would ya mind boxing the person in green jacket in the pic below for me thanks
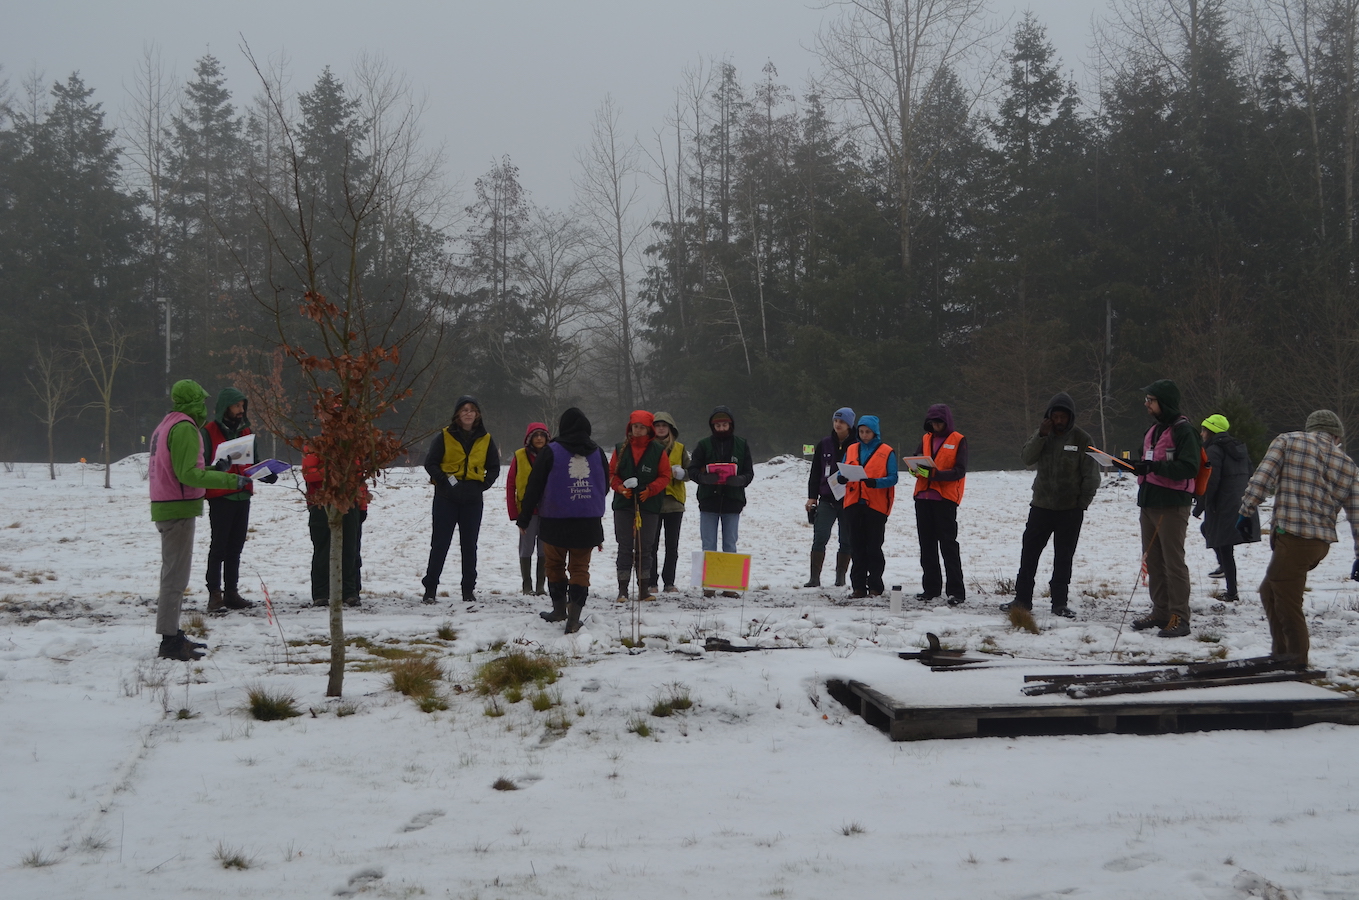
[1131,379,1202,638]
[148,380,249,660]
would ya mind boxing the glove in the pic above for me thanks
[1235,515,1254,541]
[862,477,877,489]
[235,475,251,490]
[1131,459,1153,477]
[623,477,639,489]
[835,474,848,485]
[261,473,279,484]
[213,457,233,471]
[1191,503,1203,519]
[618,488,633,499]
[1352,559,1359,582]
[672,467,687,482]
[908,467,928,479]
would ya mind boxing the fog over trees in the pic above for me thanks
[3,0,1356,467]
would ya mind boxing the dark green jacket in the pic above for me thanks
[1021,423,1100,510]
[1137,379,1201,509]
[612,439,666,513]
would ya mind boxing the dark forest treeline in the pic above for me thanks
[3,1,1358,471]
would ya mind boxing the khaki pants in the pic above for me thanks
[1259,532,1330,666]
[155,517,196,636]
[544,543,593,587]
[1140,506,1191,624]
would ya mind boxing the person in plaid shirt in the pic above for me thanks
[1238,409,1359,667]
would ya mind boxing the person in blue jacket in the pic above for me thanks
[836,415,899,598]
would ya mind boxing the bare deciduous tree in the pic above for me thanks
[120,43,176,316]
[75,313,134,490]
[25,343,82,480]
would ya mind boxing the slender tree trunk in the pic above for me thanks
[47,426,56,481]
[103,403,112,489]
[326,505,346,697]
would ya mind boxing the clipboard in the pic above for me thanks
[900,455,934,469]
[212,434,255,465]
[1087,446,1135,471]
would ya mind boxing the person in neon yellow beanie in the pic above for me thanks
[1192,414,1259,601]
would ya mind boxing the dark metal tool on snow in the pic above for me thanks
[898,632,992,667]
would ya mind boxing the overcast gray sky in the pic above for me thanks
[2,1,1100,211]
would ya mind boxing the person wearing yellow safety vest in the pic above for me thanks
[421,396,501,604]
[646,412,690,594]
[507,422,550,596]
[907,403,969,606]
[835,415,898,599]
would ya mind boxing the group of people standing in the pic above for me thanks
[146,379,1359,663]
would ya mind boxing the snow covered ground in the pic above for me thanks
[3,455,1359,899]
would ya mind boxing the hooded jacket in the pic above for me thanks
[516,407,608,548]
[686,406,756,513]
[149,380,242,522]
[1137,380,1201,509]
[844,415,898,514]
[203,386,256,502]
[507,421,549,519]
[1196,431,1260,548]
[912,403,967,502]
[424,395,501,503]
[1020,392,1100,511]
[652,411,690,513]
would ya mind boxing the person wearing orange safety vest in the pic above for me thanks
[907,403,968,606]
[507,422,549,596]
[835,415,898,599]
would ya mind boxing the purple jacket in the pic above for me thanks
[809,432,854,500]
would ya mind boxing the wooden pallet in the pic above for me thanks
[826,677,1359,742]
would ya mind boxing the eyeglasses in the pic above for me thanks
[1144,396,1157,404]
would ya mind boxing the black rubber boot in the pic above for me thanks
[834,553,851,587]
[804,551,825,588]
[564,584,587,634]
[534,558,547,596]
[540,581,568,622]
[520,558,534,594]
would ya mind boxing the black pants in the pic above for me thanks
[1014,506,1084,608]
[847,503,888,593]
[1214,545,1238,597]
[309,506,366,601]
[423,494,483,595]
[206,498,250,591]
[916,498,964,599]
[647,511,684,588]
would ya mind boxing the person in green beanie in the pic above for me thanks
[148,380,250,660]
[1130,380,1201,638]
[1192,414,1259,602]
[1238,409,1359,667]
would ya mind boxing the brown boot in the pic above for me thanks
[224,589,254,610]
[207,590,225,613]
[520,558,534,594]
[534,557,547,596]
[804,551,825,588]
[834,553,851,587]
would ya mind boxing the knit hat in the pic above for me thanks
[1201,414,1230,434]
[832,407,855,428]
[1305,409,1344,439]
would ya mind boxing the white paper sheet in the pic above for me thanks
[212,435,255,465]
[828,477,846,501]
[837,462,865,482]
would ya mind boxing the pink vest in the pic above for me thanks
[149,412,207,502]
[1138,416,1195,493]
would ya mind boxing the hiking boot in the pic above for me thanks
[720,590,740,599]
[702,589,716,598]
[1051,605,1076,619]
[178,630,208,650]
[1221,593,1238,603]
[207,590,225,613]
[158,633,204,661]
[520,558,534,594]
[663,585,679,594]
[312,597,329,608]
[915,592,940,604]
[834,553,851,587]
[804,550,825,588]
[946,595,966,607]
[1157,615,1189,638]
[999,601,1033,613]
[421,595,437,605]
[462,590,476,603]
[224,589,254,610]
[343,596,361,608]
[1131,612,1168,631]
[540,582,568,622]
[850,588,869,599]
[1207,567,1225,579]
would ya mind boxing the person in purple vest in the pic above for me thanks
[515,408,609,634]
[148,380,250,660]
[1130,379,1202,638]
[805,406,856,588]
